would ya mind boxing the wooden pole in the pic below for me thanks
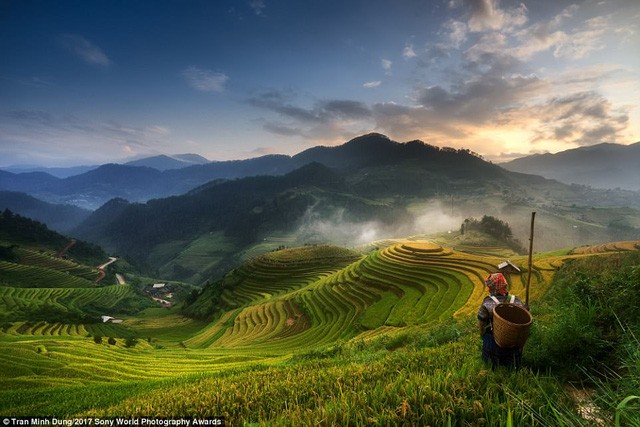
[525,211,536,307]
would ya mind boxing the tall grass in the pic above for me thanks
[524,251,640,425]
[83,334,572,425]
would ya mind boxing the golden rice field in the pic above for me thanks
[1,238,639,421]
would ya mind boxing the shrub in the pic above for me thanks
[125,337,139,348]
[108,337,116,345]
[93,335,103,344]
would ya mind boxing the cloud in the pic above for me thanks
[414,53,545,124]
[59,34,111,67]
[249,146,279,156]
[381,59,392,73]
[322,100,372,119]
[528,91,629,146]
[249,90,375,143]
[262,122,305,137]
[466,0,528,33]
[249,91,371,124]
[0,110,173,166]
[363,80,382,88]
[249,0,266,16]
[508,6,616,61]
[371,102,470,141]
[240,1,635,158]
[182,66,229,92]
[441,20,468,48]
[553,16,609,60]
[403,44,417,59]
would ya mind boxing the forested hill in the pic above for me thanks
[70,133,640,278]
[72,163,406,262]
[0,209,107,266]
[0,191,90,233]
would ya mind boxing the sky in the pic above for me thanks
[1,0,639,167]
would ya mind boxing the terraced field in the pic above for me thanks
[0,321,134,338]
[0,339,283,390]
[0,284,148,322]
[570,240,640,254]
[184,241,549,352]
[187,239,640,353]
[2,238,640,419]
[0,261,96,288]
[0,243,148,330]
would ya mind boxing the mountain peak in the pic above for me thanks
[124,154,209,171]
[344,133,392,145]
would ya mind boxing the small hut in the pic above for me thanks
[498,260,521,274]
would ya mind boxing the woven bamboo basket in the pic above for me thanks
[493,303,532,348]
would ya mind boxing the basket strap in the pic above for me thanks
[490,296,500,304]
[510,295,515,303]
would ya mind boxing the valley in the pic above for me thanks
[1,212,639,423]
[1,135,640,424]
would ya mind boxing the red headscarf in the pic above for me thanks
[485,273,508,296]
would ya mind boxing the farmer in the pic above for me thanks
[478,273,527,369]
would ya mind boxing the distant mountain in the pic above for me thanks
[3,134,640,212]
[124,153,209,170]
[70,134,640,281]
[502,142,640,191]
[0,165,98,178]
[70,141,530,277]
[0,156,295,209]
[0,170,60,192]
[0,191,91,232]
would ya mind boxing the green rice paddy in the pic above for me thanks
[1,238,639,424]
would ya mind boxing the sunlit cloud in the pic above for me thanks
[466,0,528,33]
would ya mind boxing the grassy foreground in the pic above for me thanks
[0,322,571,426]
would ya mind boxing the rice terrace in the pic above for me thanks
[1,218,639,425]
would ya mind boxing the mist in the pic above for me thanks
[294,200,464,248]
[288,196,637,254]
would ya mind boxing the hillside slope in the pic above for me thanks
[2,238,639,423]
[0,191,90,232]
[181,239,640,352]
[503,141,640,190]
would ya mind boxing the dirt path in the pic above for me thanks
[95,257,118,284]
[56,239,76,258]
[566,386,608,426]
[115,273,126,285]
[152,296,173,307]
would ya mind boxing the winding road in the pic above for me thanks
[95,257,117,284]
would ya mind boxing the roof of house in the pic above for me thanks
[498,260,521,272]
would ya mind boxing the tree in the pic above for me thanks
[124,337,138,348]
